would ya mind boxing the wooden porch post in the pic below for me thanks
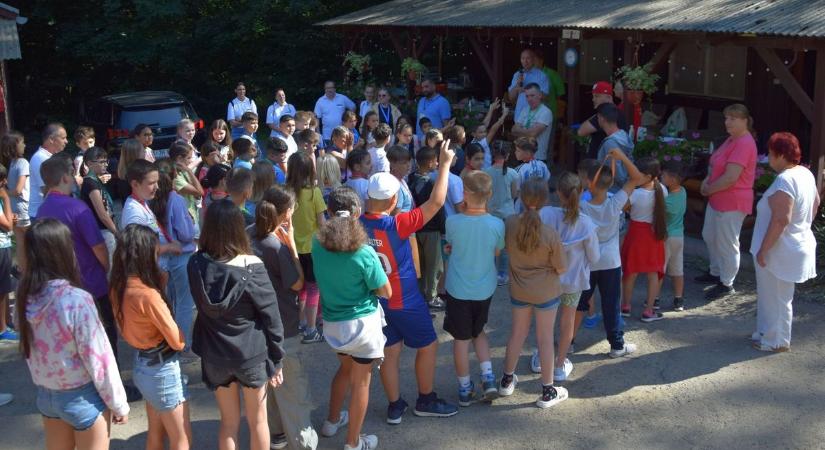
[492,36,504,100]
[564,40,580,168]
[811,47,825,190]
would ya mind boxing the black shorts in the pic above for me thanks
[298,253,316,283]
[201,359,275,391]
[442,292,491,340]
[0,247,14,295]
[337,352,377,365]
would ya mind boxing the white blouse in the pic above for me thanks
[539,207,601,294]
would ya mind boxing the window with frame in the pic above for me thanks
[578,39,614,86]
[669,44,747,100]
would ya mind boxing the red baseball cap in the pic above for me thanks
[590,81,613,96]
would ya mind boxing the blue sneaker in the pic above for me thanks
[413,393,458,418]
[458,382,477,407]
[386,398,408,425]
[481,374,498,401]
[583,313,602,329]
[0,328,19,341]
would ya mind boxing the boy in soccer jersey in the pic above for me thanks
[360,139,459,425]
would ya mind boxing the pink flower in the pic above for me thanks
[673,155,682,161]
[691,132,701,139]
[664,155,672,161]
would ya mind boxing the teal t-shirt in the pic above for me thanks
[311,238,387,322]
[665,187,687,237]
[445,213,505,300]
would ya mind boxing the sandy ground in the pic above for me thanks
[1,237,823,450]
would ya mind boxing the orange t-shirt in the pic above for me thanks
[111,277,185,351]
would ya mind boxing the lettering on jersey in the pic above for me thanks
[368,238,383,248]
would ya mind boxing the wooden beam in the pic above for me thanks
[414,33,434,60]
[648,41,677,74]
[389,32,409,59]
[467,35,495,83]
[811,47,825,191]
[492,36,504,100]
[754,47,814,122]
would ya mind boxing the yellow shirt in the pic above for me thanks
[293,187,326,254]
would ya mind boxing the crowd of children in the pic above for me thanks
[0,91,695,450]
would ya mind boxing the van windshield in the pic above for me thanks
[118,105,186,130]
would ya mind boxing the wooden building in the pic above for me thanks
[320,0,825,189]
[0,2,24,133]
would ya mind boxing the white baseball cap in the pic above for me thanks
[367,172,400,200]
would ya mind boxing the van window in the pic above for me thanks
[117,105,186,130]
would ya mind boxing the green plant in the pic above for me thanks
[401,57,426,77]
[343,52,371,80]
[753,154,777,193]
[569,128,591,151]
[632,136,708,162]
[615,63,660,96]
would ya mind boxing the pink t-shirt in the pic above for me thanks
[708,133,757,214]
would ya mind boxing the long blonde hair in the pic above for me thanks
[515,178,548,253]
[117,138,146,179]
[556,172,582,225]
[317,154,342,188]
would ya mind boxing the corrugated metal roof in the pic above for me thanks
[319,0,825,38]
[0,19,20,60]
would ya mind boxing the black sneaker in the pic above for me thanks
[413,392,458,418]
[653,298,661,310]
[428,297,445,311]
[386,398,409,425]
[673,297,685,311]
[694,271,721,284]
[705,283,735,301]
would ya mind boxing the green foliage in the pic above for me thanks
[632,136,708,162]
[400,57,426,76]
[615,63,660,96]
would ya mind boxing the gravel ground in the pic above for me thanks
[1,237,823,449]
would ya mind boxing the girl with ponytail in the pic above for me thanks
[621,155,668,323]
[498,178,569,409]
[484,143,519,284]
[538,172,600,383]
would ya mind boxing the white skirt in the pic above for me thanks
[323,306,387,360]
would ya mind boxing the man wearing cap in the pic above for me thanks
[511,83,553,162]
[508,49,550,121]
[578,81,629,160]
[360,140,460,424]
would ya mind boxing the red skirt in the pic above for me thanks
[621,220,665,279]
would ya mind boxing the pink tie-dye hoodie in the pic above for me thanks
[25,279,129,418]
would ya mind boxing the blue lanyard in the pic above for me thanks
[379,105,392,123]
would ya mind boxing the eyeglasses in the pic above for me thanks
[90,159,108,164]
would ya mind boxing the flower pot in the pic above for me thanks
[626,90,644,105]
[407,70,417,81]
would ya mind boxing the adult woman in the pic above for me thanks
[131,123,156,161]
[267,89,297,138]
[369,88,402,131]
[359,84,376,120]
[750,132,819,352]
[699,104,757,300]
[188,199,284,450]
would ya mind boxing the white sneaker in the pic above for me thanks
[553,358,573,382]
[608,343,637,358]
[530,349,541,374]
[498,374,518,397]
[536,385,568,409]
[0,392,12,407]
[344,434,378,450]
[321,410,349,437]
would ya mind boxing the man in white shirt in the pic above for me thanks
[266,88,296,137]
[29,123,68,218]
[313,81,356,143]
[508,49,550,121]
[511,83,553,162]
[227,82,257,140]
[273,114,298,161]
[359,85,376,119]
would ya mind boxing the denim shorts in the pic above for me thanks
[36,382,106,431]
[133,352,188,412]
[510,297,561,310]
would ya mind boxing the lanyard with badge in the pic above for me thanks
[130,193,173,243]
[524,108,539,128]
[379,104,392,124]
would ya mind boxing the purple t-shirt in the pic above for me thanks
[37,192,108,298]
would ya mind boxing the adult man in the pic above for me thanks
[370,88,403,131]
[313,81,355,143]
[578,81,628,159]
[273,114,298,161]
[227,82,258,140]
[416,79,452,137]
[511,84,553,162]
[508,49,550,121]
[29,122,67,219]
[596,103,634,190]
[266,88,296,137]
[359,84,376,119]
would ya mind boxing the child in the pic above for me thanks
[514,136,550,184]
[342,110,361,147]
[294,111,313,132]
[360,140,459,424]
[472,99,508,169]
[484,143,519,285]
[326,126,354,174]
[207,119,233,163]
[444,125,467,175]
[132,123,156,162]
[0,166,16,340]
[176,119,197,146]
[152,159,197,353]
[121,159,183,260]
[388,145,420,277]
[225,167,255,226]
[361,111,379,148]
[169,142,204,232]
[621,156,668,322]
[265,138,289,184]
[247,160,276,217]
[286,151,327,343]
[661,160,687,311]
[249,186,319,449]
[345,149,371,206]
[200,163,231,225]
[408,146,446,311]
[0,131,30,271]
[418,117,433,138]
[423,128,442,150]
[196,141,222,182]
[73,126,95,181]
[17,219,129,444]
[317,154,342,205]
[80,147,117,268]
[368,123,392,175]
[313,186,390,450]
[538,172,600,381]
[443,170,504,405]
[577,158,600,203]
[498,178,568,408]
[576,150,643,357]
[231,137,256,170]
[459,142,486,178]
[239,111,261,159]
[110,224,191,449]
[394,123,419,162]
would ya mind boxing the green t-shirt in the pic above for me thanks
[665,187,687,237]
[174,171,198,223]
[311,238,387,322]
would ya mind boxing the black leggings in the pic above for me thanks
[95,294,119,360]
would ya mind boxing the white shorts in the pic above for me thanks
[664,236,684,277]
[323,306,387,360]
